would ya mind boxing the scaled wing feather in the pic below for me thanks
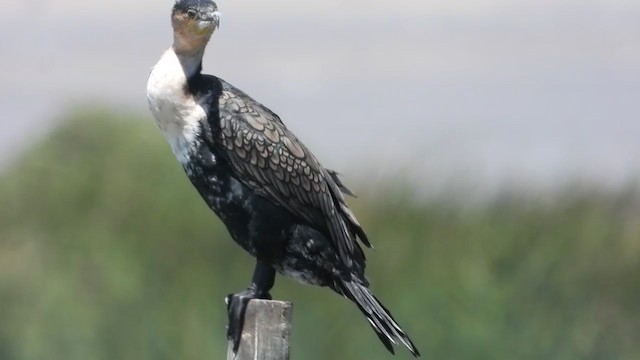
[212,81,369,267]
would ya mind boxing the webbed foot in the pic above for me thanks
[226,285,272,354]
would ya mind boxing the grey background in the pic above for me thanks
[1,0,638,193]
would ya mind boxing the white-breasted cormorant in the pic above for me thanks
[146,0,419,356]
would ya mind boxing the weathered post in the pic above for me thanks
[226,300,293,360]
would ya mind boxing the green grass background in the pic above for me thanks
[1,109,639,359]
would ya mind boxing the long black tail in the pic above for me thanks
[336,280,420,357]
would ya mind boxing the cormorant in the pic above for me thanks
[146,0,419,356]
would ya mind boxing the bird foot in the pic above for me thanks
[226,285,272,353]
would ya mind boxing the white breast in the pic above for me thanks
[146,49,206,164]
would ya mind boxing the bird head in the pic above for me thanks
[171,0,221,53]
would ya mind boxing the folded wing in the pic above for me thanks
[211,81,370,269]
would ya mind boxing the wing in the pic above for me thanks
[212,81,369,268]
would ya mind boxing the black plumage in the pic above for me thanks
[186,76,418,356]
[147,0,419,356]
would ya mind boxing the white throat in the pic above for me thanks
[146,48,208,164]
[173,45,206,78]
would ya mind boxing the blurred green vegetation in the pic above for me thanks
[1,109,639,360]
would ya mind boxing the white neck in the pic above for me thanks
[172,45,205,79]
[146,46,209,164]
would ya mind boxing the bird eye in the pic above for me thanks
[186,9,197,19]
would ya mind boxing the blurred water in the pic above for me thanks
[0,0,638,191]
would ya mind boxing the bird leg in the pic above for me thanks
[226,259,275,354]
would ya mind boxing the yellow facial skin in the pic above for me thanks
[189,18,215,36]
[172,13,217,54]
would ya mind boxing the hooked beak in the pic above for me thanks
[194,10,220,33]
[205,10,221,29]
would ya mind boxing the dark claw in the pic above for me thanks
[226,286,272,354]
